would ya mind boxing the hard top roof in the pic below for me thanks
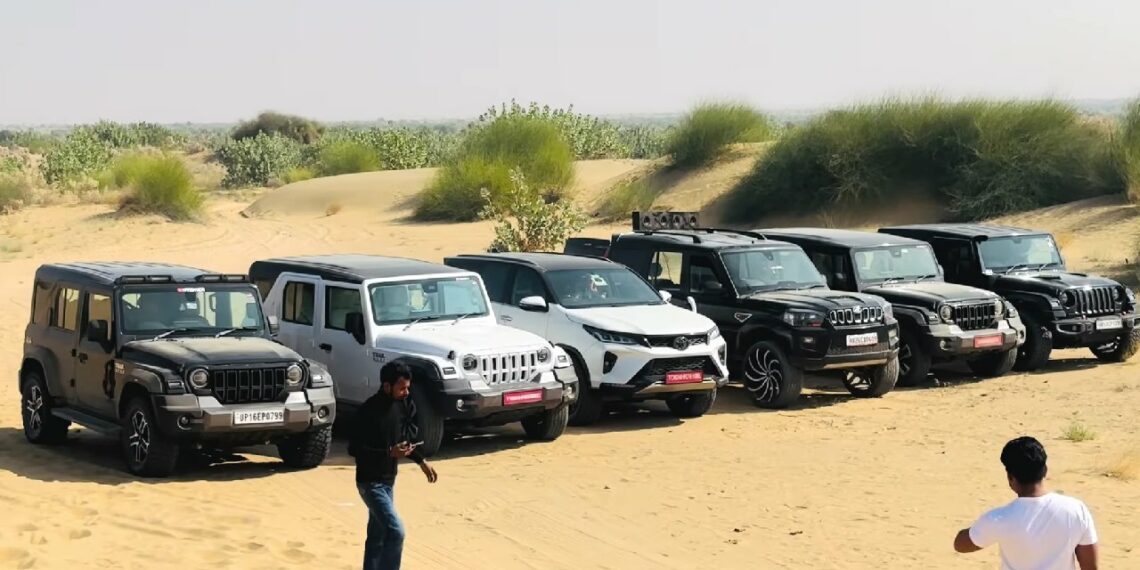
[249,254,464,284]
[879,223,1047,240]
[450,252,619,271]
[759,227,925,248]
[612,229,797,251]
[36,261,220,287]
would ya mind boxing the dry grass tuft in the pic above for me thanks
[1061,421,1097,442]
[1101,446,1140,481]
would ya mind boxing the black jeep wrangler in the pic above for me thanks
[760,228,1027,386]
[879,224,1140,370]
[565,212,900,409]
[19,262,336,477]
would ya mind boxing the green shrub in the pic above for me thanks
[1120,98,1140,199]
[316,140,380,175]
[477,101,628,159]
[118,155,203,220]
[0,175,33,213]
[96,153,151,190]
[215,133,303,188]
[480,169,588,252]
[596,177,660,221]
[282,166,315,184]
[1,155,26,176]
[232,112,324,144]
[618,125,671,159]
[724,97,1126,223]
[666,102,774,168]
[40,130,114,185]
[0,130,59,154]
[416,115,575,221]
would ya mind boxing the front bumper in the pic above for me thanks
[151,387,336,440]
[431,370,577,426]
[795,322,900,371]
[924,321,1022,358]
[598,375,721,401]
[1050,313,1138,347]
[588,336,731,388]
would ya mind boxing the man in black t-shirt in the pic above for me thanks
[349,361,439,570]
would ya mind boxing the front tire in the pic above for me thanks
[21,371,70,444]
[277,425,333,468]
[842,357,899,398]
[522,404,569,441]
[968,347,1018,377]
[1090,328,1140,363]
[742,340,802,409]
[896,328,931,387]
[568,356,605,426]
[1013,312,1052,371]
[121,398,180,478]
[666,389,716,417]
[409,386,445,457]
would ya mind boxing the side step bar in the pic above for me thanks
[51,409,121,435]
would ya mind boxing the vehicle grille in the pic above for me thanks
[828,341,890,356]
[828,306,883,326]
[478,351,541,385]
[951,302,998,331]
[210,367,288,405]
[634,356,717,383]
[645,334,708,349]
[1070,287,1119,316]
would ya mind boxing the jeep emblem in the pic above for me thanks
[672,336,691,350]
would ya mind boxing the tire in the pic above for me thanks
[842,356,899,398]
[20,371,70,444]
[521,404,569,441]
[567,356,604,426]
[277,425,333,468]
[665,389,717,417]
[121,397,180,478]
[896,327,932,387]
[1090,328,1140,363]
[968,347,1018,377]
[409,386,445,458]
[1013,312,1052,372]
[741,340,803,409]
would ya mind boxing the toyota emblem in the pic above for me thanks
[672,336,691,350]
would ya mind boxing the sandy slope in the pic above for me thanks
[0,195,1139,569]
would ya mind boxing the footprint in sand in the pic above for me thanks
[68,529,91,540]
[16,524,37,533]
[244,542,265,552]
[0,547,30,563]
[281,548,315,564]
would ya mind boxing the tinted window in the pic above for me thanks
[283,281,315,325]
[546,267,664,308]
[325,287,362,331]
[852,245,940,282]
[32,280,52,325]
[688,255,727,295]
[510,268,547,304]
[722,248,826,293]
[119,287,263,333]
[86,292,113,326]
[649,251,682,291]
[469,263,513,304]
[977,235,1063,272]
[52,287,80,331]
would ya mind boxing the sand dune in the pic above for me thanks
[0,192,1139,569]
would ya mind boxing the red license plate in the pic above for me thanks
[973,334,1004,348]
[503,389,544,406]
[665,371,704,385]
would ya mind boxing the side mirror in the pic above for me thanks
[86,320,110,344]
[686,296,698,312]
[267,315,280,336]
[659,290,672,302]
[519,296,548,312]
[345,311,367,345]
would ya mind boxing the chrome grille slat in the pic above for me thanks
[477,350,539,385]
[828,306,883,327]
[1073,286,1116,316]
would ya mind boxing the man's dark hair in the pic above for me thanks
[380,361,413,386]
[1001,436,1048,485]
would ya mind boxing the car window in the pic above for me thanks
[510,268,547,304]
[325,286,362,331]
[32,280,52,325]
[119,288,263,332]
[471,262,513,304]
[52,287,80,331]
[687,254,727,295]
[808,251,850,289]
[649,251,682,291]
[283,281,315,325]
[546,267,664,308]
[86,292,113,325]
[369,276,488,325]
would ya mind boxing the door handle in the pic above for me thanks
[319,343,332,352]
[501,316,513,322]
[77,353,88,363]
[71,349,77,357]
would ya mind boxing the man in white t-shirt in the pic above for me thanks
[954,436,1098,570]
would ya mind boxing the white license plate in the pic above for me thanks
[846,332,879,347]
[234,409,284,425]
[1096,317,1123,331]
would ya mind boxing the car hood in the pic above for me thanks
[377,322,548,357]
[565,303,715,335]
[122,336,300,370]
[992,270,1122,294]
[865,281,996,309]
[742,289,884,311]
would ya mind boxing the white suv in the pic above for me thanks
[249,255,578,456]
[444,253,729,425]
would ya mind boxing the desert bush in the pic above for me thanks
[1061,420,1097,442]
[312,128,447,171]
[0,175,33,214]
[316,140,380,175]
[416,115,575,221]
[232,112,324,144]
[666,102,774,168]
[724,98,1127,224]
[1120,98,1140,200]
[40,129,114,185]
[0,130,59,153]
[282,166,315,184]
[618,125,671,159]
[117,155,203,220]
[477,101,628,160]
[596,177,660,221]
[215,133,303,188]
[1,154,26,176]
[480,169,587,252]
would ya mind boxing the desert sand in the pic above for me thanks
[1,170,1139,569]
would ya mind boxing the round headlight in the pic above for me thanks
[188,368,209,389]
[938,304,953,322]
[537,348,551,362]
[993,299,1004,317]
[462,354,478,370]
[285,364,304,385]
[1114,287,1124,301]
[1061,291,1075,307]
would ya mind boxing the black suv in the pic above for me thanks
[879,224,1140,369]
[760,228,1027,386]
[565,213,900,409]
[19,262,336,477]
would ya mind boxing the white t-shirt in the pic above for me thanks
[969,492,1098,570]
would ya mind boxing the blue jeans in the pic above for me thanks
[358,482,406,570]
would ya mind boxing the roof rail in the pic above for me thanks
[630,229,702,244]
[697,227,768,241]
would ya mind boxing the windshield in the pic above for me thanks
[369,276,488,325]
[722,248,826,293]
[547,267,663,308]
[853,245,940,282]
[120,286,264,334]
[977,235,1064,272]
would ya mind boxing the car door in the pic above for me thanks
[41,283,82,405]
[318,282,374,404]
[684,252,742,341]
[497,266,550,338]
[275,276,322,367]
[74,289,117,419]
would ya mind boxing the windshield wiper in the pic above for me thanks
[403,315,443,331]
[1003,264,1030,274]
[882,277,905,285]
[796,284,827,290]
[215,326,260,338]
[911,274,939,281]
[450,313,477,325]
[152,328,196,341]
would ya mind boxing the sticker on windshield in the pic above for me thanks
[590,275,608,286]
[177,287,205,293]
[184,302,199,310]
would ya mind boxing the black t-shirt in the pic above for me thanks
[348,392,424,485]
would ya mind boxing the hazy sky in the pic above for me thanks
[2,0,1138,124]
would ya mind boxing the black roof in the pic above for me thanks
[249,254,464,284]
[758,227,925,248]
[879,223,1048,240]
[449,252,620,272]
[35,262,224,288]
[611,229,797,251]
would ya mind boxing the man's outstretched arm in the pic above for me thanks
[954,529,982,553]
